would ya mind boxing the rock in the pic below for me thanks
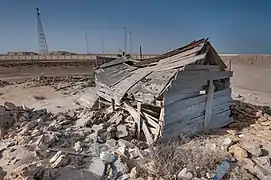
[100,152,116,163]
[227,129,238,135]
[106,139,117,148]
[183,172,193,180]
[177,168,187,179]
[38,134,57,149]
[259,121,271,126]
[192,178,201,180]
[4,102,16,111]
[116,125,128,138]
[223,138,233,148]
[5,163,45,180]
[0,127,5,140]
[51,154,70,168]
[229,144,248,160]
[241,138,262,157]
[92,124,104,135]
[130,167,139,178]
[86,157,105,177]
[0,166,7,180]
[113,157,129,175]
[50,151,65,164]
[0,113,14,128]
[128,148,140,159]
[74,141,82,152]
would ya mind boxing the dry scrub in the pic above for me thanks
[151,136,224,179]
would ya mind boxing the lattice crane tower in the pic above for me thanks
[36,8,48,53]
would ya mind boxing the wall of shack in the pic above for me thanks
[162,65,233,139]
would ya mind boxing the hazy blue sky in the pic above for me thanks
[0,0,270,54]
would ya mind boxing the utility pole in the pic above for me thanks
[129,31,132,55]
[101,36,104,54]
[140,46,143,60]
[124,26,127,54]
[85,32,89,54]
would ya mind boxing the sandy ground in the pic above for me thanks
[0,65,96,113]
[231,62,271,106]
[0,61,271,112]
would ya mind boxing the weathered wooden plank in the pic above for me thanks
[123,101,141,139]
[141,119,154,144]
[149,127,160,135]
[142,112,159,129]
[165,91,200,106]
[96,90,112,102]
[165,88,231,113]
[112,70,152,104]
[176,71,233,82]
[156,108,164,142]
[204,80,214,132]
[184,65,220,71]
[137,102,141,139]
[154,53,207,71]
[163,110,231,139]
[164,95,231,126]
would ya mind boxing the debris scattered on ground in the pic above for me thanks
[15,75,95,94]
[0,98,270,179]
[0,80,9,88]
[33,95,47,101]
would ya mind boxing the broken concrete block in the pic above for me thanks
[223,138,233,148]
[128,148,140,159]
[228,144,248,160]
[86,157,105,177]
[52,155,70,168]
[116,125,129,139]
[100,151,116,163]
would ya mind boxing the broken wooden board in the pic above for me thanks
[112,69,153,104]
[153,53,207,71]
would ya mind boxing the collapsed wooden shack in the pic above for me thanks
[94,38,233,144]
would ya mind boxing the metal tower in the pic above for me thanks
[36,8,48,53]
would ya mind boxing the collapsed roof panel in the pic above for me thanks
[95,39,227,104]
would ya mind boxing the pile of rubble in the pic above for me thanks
[0,101,154,180]
[0,99,271,179]
[20,75,95,94]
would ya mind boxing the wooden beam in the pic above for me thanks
[204,80,215,132]
[137,102,141,140]
[141,119,154,144]
[155,108,164,142]
[111,98,115,112]
[184,65,220,71]
[142,112,159,129]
